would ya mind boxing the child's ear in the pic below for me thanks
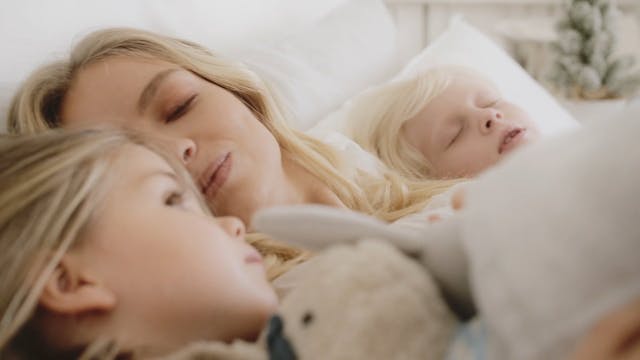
[39,255,116,316]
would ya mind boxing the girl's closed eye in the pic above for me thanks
[164,189,185,207]
[447,123,463,149]
[481,97,501,108]
[165,94,198,124]
[164,186,201,212]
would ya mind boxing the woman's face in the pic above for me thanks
[402,76,540,178]
[61,57,285,225]
[75,145,277,351]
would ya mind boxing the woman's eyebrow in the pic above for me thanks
[137,68,181,114]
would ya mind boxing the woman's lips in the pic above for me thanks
[201,152,232,199]
[499,128,527,154]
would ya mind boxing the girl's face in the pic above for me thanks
[70,145,277,352]
[402,76,540,178]
[61,57,286,225]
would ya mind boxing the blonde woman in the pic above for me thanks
[348,66,541,181]
[8,28,455,225]
[0,129,291,358]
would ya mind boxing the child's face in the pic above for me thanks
[71,145,277,351]
[402,76,540,178]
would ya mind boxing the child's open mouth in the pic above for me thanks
[499,128,526,154]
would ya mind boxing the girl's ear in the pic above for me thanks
[39,255,116,316]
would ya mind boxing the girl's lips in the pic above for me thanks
[245,249,263,265]
[201,152,232,199]
[499,128,527,154]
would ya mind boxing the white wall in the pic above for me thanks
[386,0,640,63]
[386,0,640,83]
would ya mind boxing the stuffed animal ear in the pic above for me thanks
[252,205,424,254]
[254,205,475,318]
[414,217,474,319]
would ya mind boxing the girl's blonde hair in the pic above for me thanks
[0,129,305,359]
[7,27,456,222]
[348,66,492,181]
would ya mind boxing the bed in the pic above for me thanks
[1,3,638,358]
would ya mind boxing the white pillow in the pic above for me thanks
[310,17,581,139]
[237,0,398,130]
[0,0,398,132]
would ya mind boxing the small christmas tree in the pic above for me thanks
[549,0,640,100]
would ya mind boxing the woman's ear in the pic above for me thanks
[39,255,116,316]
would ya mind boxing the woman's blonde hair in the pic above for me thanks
[348,66,492,181]
[0,129,305,359]
[7,27,456,222]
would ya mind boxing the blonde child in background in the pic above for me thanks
[0,129,299,359]
[349,65,540,180]
[348,66,541,227]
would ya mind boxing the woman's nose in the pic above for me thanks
[478,109,502,135]
[217,216,246,239]
[173,137,197,165]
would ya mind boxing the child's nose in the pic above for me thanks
[217,216,246,238]
[478,109,502,135]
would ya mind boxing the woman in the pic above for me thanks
[8,28,455,226]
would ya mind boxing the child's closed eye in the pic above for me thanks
[447,124,463,149]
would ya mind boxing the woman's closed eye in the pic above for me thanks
[165,94,198,123]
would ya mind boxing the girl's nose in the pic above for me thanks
[479,109,502,135]
[217,216,246,239]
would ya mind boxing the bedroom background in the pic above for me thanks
[1,0,639,131]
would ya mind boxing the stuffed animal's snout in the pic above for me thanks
[267,315,297,360]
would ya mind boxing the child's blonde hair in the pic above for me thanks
[0,129,305,359]
[348,66,494,181]
[7,27,457,222]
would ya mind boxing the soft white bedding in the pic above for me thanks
[0,0,397,132]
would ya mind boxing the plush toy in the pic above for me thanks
[253,106,640,360]
[163,241,457,360]
[165,106,640,360]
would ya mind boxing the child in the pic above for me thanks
[348,66,541,180]
[0,129,296,358]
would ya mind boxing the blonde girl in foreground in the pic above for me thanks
[0,132,636,360]
[349,66,541,181]
[8,27,456,225]
[0,129,293,359]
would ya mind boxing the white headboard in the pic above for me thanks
[384,0,640,65]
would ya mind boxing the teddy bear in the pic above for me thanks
[165,105,640,359]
